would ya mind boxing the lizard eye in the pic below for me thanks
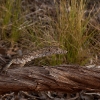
[48,48,50,51]
[56,48,59,51]
[12,49,15,52]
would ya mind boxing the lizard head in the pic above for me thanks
[41,46,67,55]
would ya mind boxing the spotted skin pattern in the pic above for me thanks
[1,47,67,72]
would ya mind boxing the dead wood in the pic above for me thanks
[0,65,100,94]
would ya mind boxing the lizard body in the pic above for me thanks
[0,46,67,72]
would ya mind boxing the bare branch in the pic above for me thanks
[0,65,100,94]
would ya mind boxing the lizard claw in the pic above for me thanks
[0,67,8,74]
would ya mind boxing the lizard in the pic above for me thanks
[0,46,67,72]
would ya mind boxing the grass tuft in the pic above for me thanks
[0,0,99,65]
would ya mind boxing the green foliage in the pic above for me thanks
[0,0,22,42]
[53,0,91,64]
[0,0,99,65]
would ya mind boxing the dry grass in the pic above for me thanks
[0,0,100,65]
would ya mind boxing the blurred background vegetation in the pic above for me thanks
[0,0,100,66]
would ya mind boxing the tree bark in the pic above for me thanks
[0,65,100,94]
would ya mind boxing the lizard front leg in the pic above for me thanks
[0,60,14,73]
[19,63,26,67]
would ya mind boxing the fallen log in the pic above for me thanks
[0,65,100,94]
